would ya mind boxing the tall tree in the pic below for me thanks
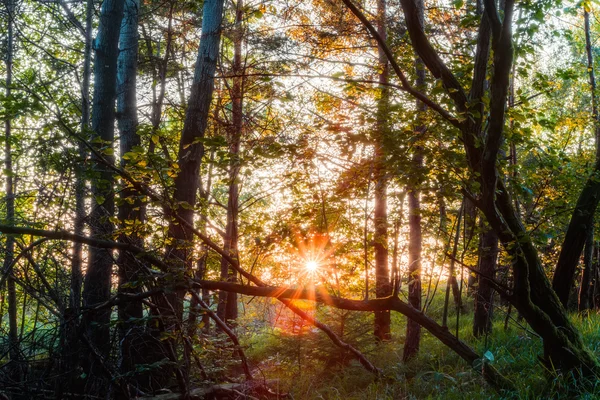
[165,0,225,322]
[217,0,244,323]
[577,6,599,312]
[473,221,498,336]
[71,0,93,318]
[2,0,20,382]
[373,0,392,342]
[403,0,426,361]
[81,0,124,392]
[116,0,143,383]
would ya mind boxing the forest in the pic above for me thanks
[3,0,600,398]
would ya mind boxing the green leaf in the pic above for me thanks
[483,350,494,362]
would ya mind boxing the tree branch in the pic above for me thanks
[340,0,460,127]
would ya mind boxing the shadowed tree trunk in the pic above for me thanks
[390,0,600,376]
[579,224,594,311]
[3,0,21,383]
[116,0,146,388]
[156,1,225,389]
[58,0,93,395]
[577,9,599,313]
[403,0,426,361]
[473,221,498,337]
[81,0,124,393]
[373,0,391,342]
[71,0,93,319]
[218,0,244,323]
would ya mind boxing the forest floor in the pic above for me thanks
[232,295,600,399]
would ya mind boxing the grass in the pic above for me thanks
[239,293,600,399]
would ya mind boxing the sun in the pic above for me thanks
[305,260,319,273]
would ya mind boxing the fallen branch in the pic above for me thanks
[196,280,515,393]
[0,224,381,377]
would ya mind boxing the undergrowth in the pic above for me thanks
[239,294,600,399]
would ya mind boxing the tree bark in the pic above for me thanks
[81,0,124,393]
[373,0,391,342]
[217,0,244,323]
[116,0,146,389]
[403,0,426,362]
[473,221,498,337]
[164,0,224,325]
[3,0,20,382]
[579,224,594,311]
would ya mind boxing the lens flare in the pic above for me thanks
[305,260,319,272]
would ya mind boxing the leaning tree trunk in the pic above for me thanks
[373,0,391,342]
[81,0,124,394]
[397,0,600,377]
[403,0,426,361]
[165,0,224,322]
[217,0,244,323]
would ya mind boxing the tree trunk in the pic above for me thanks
[3,0,21,384]
[218,0,244,323]
[189,150,216,337]
[373,0,391,342]
[164,0,224,328]
[81,0,124,393]
[473,221,498,337]
[579,225,594,311]
[464,198,478,293]
[403,0,426,358]
[116,0,146,389]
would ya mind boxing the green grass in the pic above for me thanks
[239,293,600,399]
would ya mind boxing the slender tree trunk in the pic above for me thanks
[81,0,124,393]
[115,0,145,389]
[364,181,370,299]
[164,0,225,333]
[553,8,600,308]
[3,0,20,381]
[403,0,426,360]
[464,198,478,293]
[473,221,498,336]
[63,5,93,391]
[218,0,244,323]
[391,217,401,293]
[188,149,215,336]
[373,0,391,342]
[71,0,93,318]
[442,203,463,328]
[579,224,594,311]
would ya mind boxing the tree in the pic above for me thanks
[81,0,124,393]
[403,0,426,361]
[373,0,391,342]
[116,0,144,384]
[2,0,20,384]
[217,0,245,323]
